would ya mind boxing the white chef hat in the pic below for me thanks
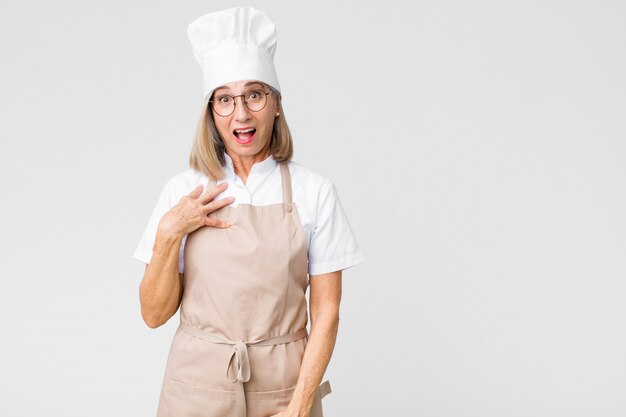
[187,6,281,102]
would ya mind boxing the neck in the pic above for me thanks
[227,147,271,184]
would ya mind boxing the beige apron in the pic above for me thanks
[156,162,332,417]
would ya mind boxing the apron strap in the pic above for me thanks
[318,379,332,399]
[279,162,294,213]
[205,175,217,193]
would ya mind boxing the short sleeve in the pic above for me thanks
[132,178,186,274]
[307,178,365,275]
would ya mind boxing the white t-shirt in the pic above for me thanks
[132,152,365,276]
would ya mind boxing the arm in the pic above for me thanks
[138,182,233,329]
[286,269,342,417]
[138,225,185,328]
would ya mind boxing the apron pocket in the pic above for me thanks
[245,385,297,417]
[244,380,331,417]
[161,378,236,417]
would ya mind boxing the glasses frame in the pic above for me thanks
[208,89,272,117]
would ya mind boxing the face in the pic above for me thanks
[210,79,280,160]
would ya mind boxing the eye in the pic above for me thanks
[247,90,262,99]
[216,95,232,104]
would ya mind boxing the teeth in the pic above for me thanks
[235,128,255,133]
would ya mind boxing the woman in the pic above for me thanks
[132,6,364,417]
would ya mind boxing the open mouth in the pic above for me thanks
[233,128,256,144]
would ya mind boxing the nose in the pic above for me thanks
[233,95,252,121]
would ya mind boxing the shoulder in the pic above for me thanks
[284,160,342,226]
[285,160,334,196]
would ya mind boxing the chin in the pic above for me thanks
[227,143,267,156]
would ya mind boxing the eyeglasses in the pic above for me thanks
[208,89,272,117]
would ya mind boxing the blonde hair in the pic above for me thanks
[189,83,293,180]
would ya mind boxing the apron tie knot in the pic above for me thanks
[227,340,251,383]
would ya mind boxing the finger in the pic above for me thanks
[205,196,235,213]
[199,182,229,204]
[204,216,231,228]
[188,184,204,198]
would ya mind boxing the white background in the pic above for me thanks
[1,1,625,416]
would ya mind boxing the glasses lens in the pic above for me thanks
[245,90,267,112]
[213,95,234,116]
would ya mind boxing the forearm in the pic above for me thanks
[139,225,183,327]
[287,312,339,417]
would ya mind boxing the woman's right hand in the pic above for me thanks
[159,182,235,237]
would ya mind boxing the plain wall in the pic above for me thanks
[0,1,624,416]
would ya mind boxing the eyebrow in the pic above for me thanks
[214,81,264,93]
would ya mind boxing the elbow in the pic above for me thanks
[141,309,164,329]
[139,278,174,329]
[140,302,172,328]
[144,319,162,329]
[141,299,179,328]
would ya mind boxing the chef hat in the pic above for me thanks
[187,6,282,102]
